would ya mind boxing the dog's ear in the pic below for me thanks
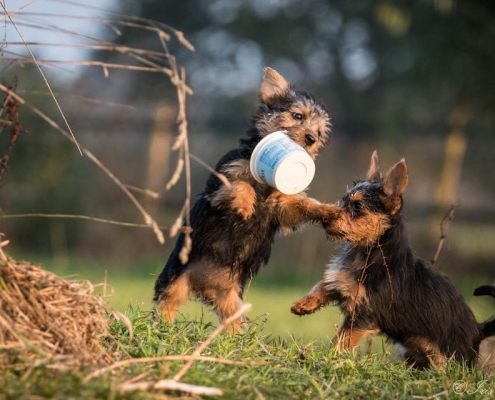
[367,150,382,182]
[260,68,290,105]
[383,159,408,214]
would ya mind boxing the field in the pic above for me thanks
[1,254,495,399]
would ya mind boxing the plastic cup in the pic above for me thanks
[250,131,315,195]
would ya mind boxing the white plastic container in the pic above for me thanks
[250,131,315,195]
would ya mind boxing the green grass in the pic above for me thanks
[2,306,494,399]
[2,254,495,398]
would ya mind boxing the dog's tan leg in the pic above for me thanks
[291,280,331,315]
[333,325,379,351]
[188,262,246,333]
[230,181,256,220]
[156,273,190,322]
[209,181,256,220]
[208,158,257,220]
[402,339,445,370]
[213,287,246,334]
[268,192,340,228]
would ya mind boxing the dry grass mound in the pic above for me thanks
[0,255,113,367]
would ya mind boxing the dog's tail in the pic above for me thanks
[474,285,495,340]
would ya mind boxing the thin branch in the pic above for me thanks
[4,41,169,60]
[173,304,252,382]
[0,84,165,244]
[0,0,38,22]
[0,238,9,261]
[123,184,159,199]
[0,58,171,74]
[49,0,195,51]
[0,213,167,230]
[119,380,222,396]
[190,152,231,188]
[0,1,82,155]
[431,205,456,266]
[84,353,269,383]
[18,90,135,111]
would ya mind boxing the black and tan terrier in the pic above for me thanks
[154,68,338,332]
[291,151,495,368]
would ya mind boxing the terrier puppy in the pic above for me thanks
[154,68,337,331]
[291,151,495,368]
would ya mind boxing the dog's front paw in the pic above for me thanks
[232,196,255,220]
[230,185,256,220]
[319,203,341,222]
[291,297,319,316]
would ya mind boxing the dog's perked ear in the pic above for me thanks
[260,68,290,105]
[367,150,382,182]
[383,159,408,214]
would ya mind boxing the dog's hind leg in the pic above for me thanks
[213,286,247,334]
[332,317,379,351]
[155,272,191,322]
[189,262,247,333]
[291,280,333,316]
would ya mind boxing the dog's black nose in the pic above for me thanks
[305,134,316,146]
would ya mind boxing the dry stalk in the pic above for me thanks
[190,152,231,188]
[50,0,195,51]
[123,184,159,199]
[0,237,8,261]
[165,154,184,190]
[169,209,185,238]
[107,304,253,396]
[431,205,456,267]
[85,354,269,383]
[0,1,82,154]
[0,213,166,230]
[18,89,136,110]
[119,380,222,396]
[1,3,201,244]
[0,249,130,366]
[0,84,165,244]
[0,0,39,22]
[173,303,252,382]
[0,78,23,181]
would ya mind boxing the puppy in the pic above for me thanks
[291,151,495,368]
[154,68,337,331]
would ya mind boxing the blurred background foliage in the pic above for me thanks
[1,0,495,323]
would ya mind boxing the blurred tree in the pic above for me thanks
[110,0,495,141]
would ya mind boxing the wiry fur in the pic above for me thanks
[291,151,495,368]
[154,68,337,331]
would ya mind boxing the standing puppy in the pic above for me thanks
[154,68,337,331]
[291,151,495,368]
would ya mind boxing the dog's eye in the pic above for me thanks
[292,112,303,121]
[353,202,364,211]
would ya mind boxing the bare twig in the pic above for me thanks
[173,304,252,382]
[431,205,456,266]
[0,213,166,230]
[190,152,231,188]
[85,353,268,382]
[123,184,159,199]
[0,1,82,155]
[49,0,195,51]
[0,0,38,22]
[165,154,184,190]
[0,83,165,245]
[18,90,136,111]
[119,379,222,396]
[0,57,172,75]
[0,238,9,261]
